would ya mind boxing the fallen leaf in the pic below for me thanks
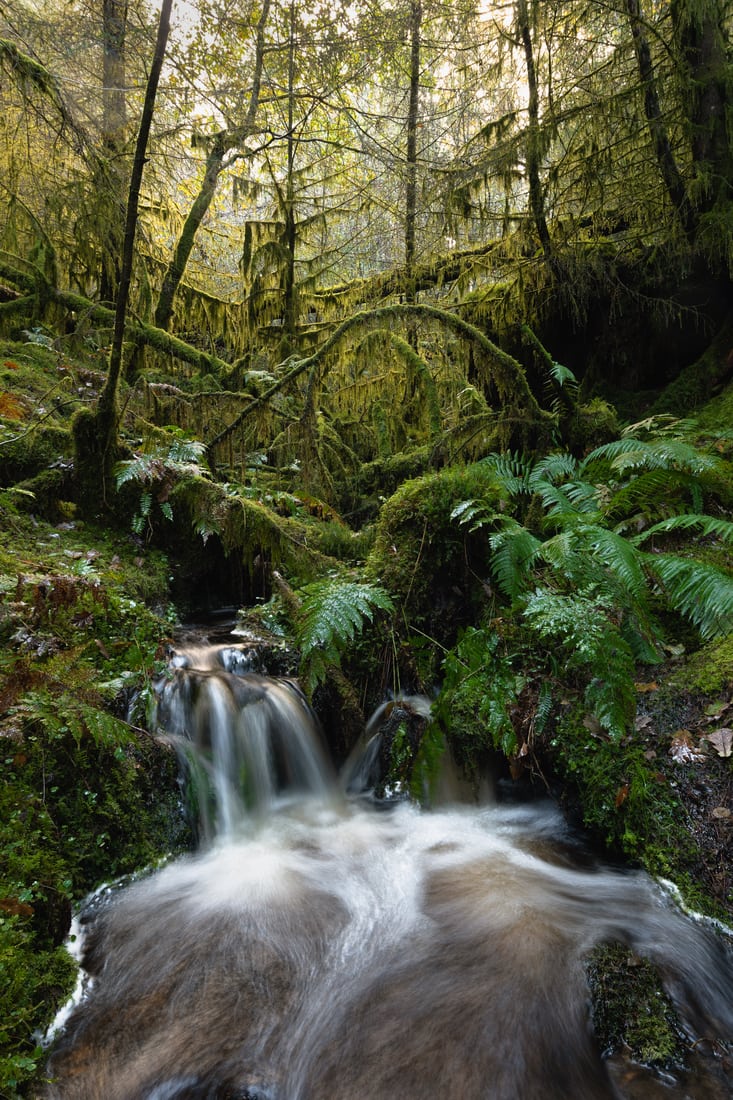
[711,807,732,820]
[615,783,629,808]
[701,727,733,758]
[704,700,730,718]
[635,714,653,731]
[583,714,605,737]
[634,681,658,693]
[669,730,705,764]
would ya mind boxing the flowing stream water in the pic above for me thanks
[44,639,733,1100]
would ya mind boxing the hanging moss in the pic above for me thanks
[168,476,340,584]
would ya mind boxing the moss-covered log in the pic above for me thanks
[208,303,553,449]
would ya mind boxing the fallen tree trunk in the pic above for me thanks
[0,255,232,375]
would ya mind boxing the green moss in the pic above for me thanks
[565,397,620,453]
[0,427,71,487]
[587,944,686,1067]
[365,463,501,641]
[0,915,77,1094]
[651,317,733,417]
[549,705,695,878]
[670,635,733,696]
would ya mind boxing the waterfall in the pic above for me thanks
[153,643,335,837]
[44,644,733,1100]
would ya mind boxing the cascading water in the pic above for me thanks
[44,641,733,1100]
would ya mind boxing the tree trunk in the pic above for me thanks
[80,0,172,511]
[625,0,695,241]
[153,0,270,332]
[280,0,298,356]
[670,0,732,219]
[154,130,227,329]
[99,0,128,303]
[404,0,422,305]
[517,0,554,270]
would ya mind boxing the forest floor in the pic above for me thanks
[1,333,732,1095]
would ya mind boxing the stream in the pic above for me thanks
[43,633,733,1099]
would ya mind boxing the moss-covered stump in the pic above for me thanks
[365,463,501,652]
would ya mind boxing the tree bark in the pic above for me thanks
[97,0,173,450]
[517,0,554,270]
[153,0,271,332]
[99,0,129,303]
[625,0,695,241]
[405,0,422,304]
[670,0,731,214]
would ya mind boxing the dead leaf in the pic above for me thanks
[701,727,733,758]
[711,807,732,820]
[615,784,629,808]
[635,714,653,731]
[583,714,605,737]
[634,681,658,693]
[669,730,705,764]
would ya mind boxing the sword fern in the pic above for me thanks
[295,577,394,692]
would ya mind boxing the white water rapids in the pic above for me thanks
[43,643,733,1100]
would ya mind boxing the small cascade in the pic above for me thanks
[43,641,733,1100]
[153,642,335,836]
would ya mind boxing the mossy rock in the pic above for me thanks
[365,463,500,643]
[0,426,71,486]
[564,398,620,454]
[587,944,686,1067]
[669,635,733,696]
[15,467,74,521]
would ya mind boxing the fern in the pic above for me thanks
[522,588,636,739]
[488,520,542,599]
[583,437,719,479]
[631,513,733,547]
[296,578,394,692]
[528,452,578,487]
[114,439,208,537]
[478,451,533,497]
[643,554,733,640]
[114,439,208,490]
[576,523,647,598]
[449,498,498,530]
[603,468,692,527]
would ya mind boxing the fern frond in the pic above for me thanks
[114,454,160,489]
[167,439,207,464]
[583,437,719,478]
[528,452,578,487]
[578,523,647,598]
[532,480,579,517]
[488,521,542,599]
[297,579,394,690]
[603,468,690,525]
[643,554,733,639]
[632,513,733,547]
[522,587,635,738]
[450,499,499,531]
[478,451,532,497]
